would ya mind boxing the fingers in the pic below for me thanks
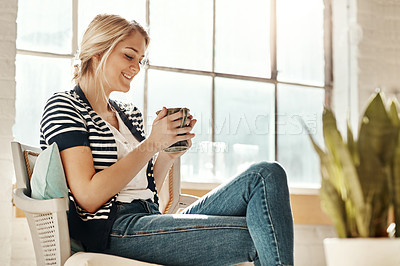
[168,115,194,129]
[169,119,184,129]
[153,107,167,123]
[174,126,194,135]
[150,109,196,150]
[175,132,195,142]
[188,117,196,127]
[174,119,197,140]
[169,117,196,132]
[187,138,192,148]
[185,115,194,126]
[167,110,190,123]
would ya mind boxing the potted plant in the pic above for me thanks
[307,92,400,266]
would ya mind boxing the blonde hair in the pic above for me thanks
[73,14,149,98]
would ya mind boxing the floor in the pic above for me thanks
[11,218,35,266]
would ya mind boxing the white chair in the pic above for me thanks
[11,141,198,266]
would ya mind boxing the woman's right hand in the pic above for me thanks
[147,107,195,152]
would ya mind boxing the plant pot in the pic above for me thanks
[324,238,400,266]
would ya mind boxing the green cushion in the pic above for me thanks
[30,143,68,200]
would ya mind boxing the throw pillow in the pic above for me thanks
[30,143,68,200]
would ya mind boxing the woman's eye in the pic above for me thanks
[125,54,134,60]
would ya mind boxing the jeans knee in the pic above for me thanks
[251,161,288,185]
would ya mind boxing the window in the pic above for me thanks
[146,0,331,186]
[15,0,73,146]
[15,0,332,187]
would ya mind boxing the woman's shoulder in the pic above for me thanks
[44,89,85,110]
[45,89,73,103]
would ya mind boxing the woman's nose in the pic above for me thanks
[130,62,140,73]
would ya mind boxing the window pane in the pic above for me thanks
[277,0,325,85]
[17,0,72,54]
[147,70,213,181]
[215,0,271,78]
[215,78,275,180]
[110,70,145,112]
[277,84,324,186]
[13,55,73,146]
[149,0,213,71]
[78,0,147,44]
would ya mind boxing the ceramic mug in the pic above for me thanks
[156,107,190,153]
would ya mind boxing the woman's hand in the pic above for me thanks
[160,113,196,160]
[147,107,197,153]
[159,135,193,160]
[151,109,196,190]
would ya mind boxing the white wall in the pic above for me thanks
[331,0,359,132]
[0,0,17,265]
[294,225,336,266]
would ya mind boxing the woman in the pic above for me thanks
[40,14,294,266]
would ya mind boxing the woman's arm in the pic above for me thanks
[153,152,175,191]
[61,139,157,213]
[61,108,195,213]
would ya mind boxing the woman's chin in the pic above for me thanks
[121,87,130,93]
[116,84,131,93]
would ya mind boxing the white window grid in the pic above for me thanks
[16,0,333,162]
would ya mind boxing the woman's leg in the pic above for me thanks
[182,161,294,266]
[98,200,258,265]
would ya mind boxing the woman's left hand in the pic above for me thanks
[159,115,196,160]
[159,138,193,160]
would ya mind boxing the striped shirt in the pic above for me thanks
[39,85,158,250]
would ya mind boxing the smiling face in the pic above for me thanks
[102,32,147,94]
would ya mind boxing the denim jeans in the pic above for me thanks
[93,162,294,266]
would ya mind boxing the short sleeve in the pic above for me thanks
[40,93,90,151]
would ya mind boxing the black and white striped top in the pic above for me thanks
[39,85,158,250]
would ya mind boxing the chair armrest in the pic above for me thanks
[66,252,160,266]
[171,194,199,213]
[13,188,69,214]
[180,194,199,206]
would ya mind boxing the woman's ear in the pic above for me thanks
[93,54,101,62]
[91,54,102,70]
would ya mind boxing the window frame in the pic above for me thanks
[16,0,78,66]
[16,0,333,189]
[143,0,333,187]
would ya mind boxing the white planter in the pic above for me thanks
[324,238,400,266]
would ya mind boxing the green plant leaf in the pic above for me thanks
[317,108,369,236]
[320,177,347,238]
[305,93,400,238]
[389,100,400,127]
[301,115,350,236]
[389,100,400,237]
[357,93,397,236]
[359,93,397,165]
[347,121,360,166]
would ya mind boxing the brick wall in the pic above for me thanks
[332,0,400,129]
[0,0,17,265]
[357,0,400,111]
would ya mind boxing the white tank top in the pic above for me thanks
[104,111,154,203]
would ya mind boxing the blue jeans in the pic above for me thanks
[92,162,294,266]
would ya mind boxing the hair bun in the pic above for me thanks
[73,64,80,81]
